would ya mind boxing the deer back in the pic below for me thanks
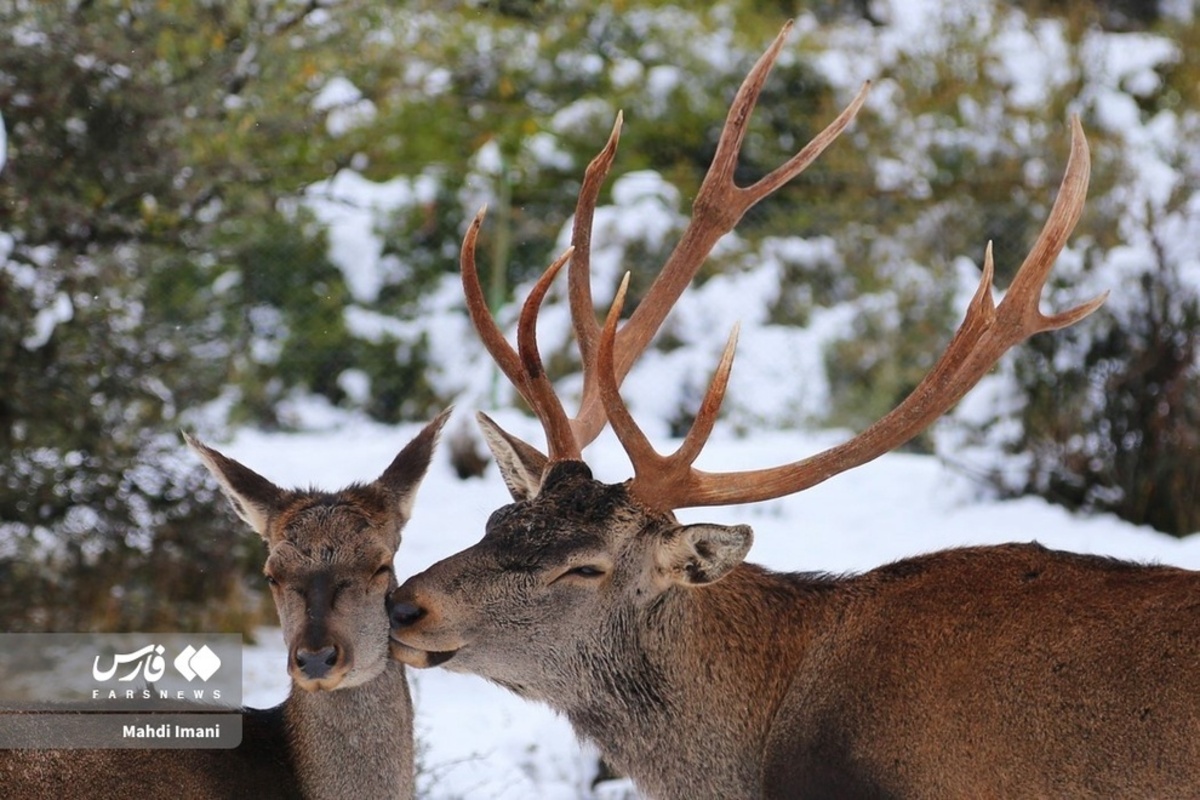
[0,707,297,799]
[766,544,1200,798]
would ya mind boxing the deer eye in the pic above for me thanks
[374,564,393,579]
[264,573,279,587]
[549,561,610,585]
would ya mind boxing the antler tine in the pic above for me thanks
[704,22,871,212]
[569,112,624,447]
[673,325,740,469]
[572,21,869,447]
[517,246,583,462]
[599,270,744,509]
[569,113,624,364]
[462,206,529,402]
[627,117,1105,510]
[462,207,583,461]
[597,273,661,474]
[1001,116,1108,332]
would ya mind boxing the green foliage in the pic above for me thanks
[0,239,267,629]
[1013,278,1200,535]
[1003,180,1200,537]
[825,283,960,454]
[0,0,387,631]
[218,210,363,426]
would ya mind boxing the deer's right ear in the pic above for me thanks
[183,432,288,540]
[476,411,548,502]
[655,523,753,588]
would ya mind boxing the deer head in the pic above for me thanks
[388,23,1104,787]
[387,441,748,701]
[187,410,448,692]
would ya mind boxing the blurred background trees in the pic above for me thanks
[1,0,1197,632]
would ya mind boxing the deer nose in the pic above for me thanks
[390,601,426,628]
[294,645,339,680]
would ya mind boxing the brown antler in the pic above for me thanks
[568,20,870,450]
[462,209,581,461]
[597,115,1106,512]
[466,20,868,462]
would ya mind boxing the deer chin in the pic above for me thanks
[290,671,351,693]
[389,636,458,668]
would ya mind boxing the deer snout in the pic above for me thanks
[387,586,463,668]
[294,644,340,682]
[390,600,426,628]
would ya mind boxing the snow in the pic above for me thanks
[229,415,1200,799]
[312,76,378,137]
[303,170,440,303]
[22,292,73,350]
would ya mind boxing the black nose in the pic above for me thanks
[390,601,426,628]
[294,645,339,680]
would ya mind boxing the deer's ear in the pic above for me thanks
[184,433,288,539]
[656,523,753,587]
[376,407,452,518]
[476,412,547,502]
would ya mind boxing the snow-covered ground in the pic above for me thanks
[230,411,1200,799]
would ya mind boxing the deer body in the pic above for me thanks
[0,413,447,799]
[396,460,1200,799]
[0,708,298,799]
[387,20,1162,800]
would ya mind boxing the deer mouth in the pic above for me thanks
[388,636,458,668]
[291,673,347,692]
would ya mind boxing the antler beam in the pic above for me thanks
[567,20,870,450]
[598,116,1105,511]
[465,20,868,465]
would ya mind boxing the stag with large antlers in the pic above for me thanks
[390,23,1200,800]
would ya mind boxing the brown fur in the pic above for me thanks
[391,455,1200,800]
[0,412,447,799]
[0,708,296,799]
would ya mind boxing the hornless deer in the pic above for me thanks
[0,412,446,799]
[388,22,1200,800]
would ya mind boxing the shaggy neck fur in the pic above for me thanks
[285,660,414,800]
[561,564,840,800]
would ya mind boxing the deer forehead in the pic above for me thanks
[267,499,396,568]
[485,475,664,553]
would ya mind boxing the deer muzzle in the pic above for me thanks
[289,642,353,691]
[387,589,461,668]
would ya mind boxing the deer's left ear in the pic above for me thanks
[656,523,753,587]
[376,407,453,518]
[184,433,289,539]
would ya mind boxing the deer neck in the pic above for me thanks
[566,563,835,800]
[283,659,414,800]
